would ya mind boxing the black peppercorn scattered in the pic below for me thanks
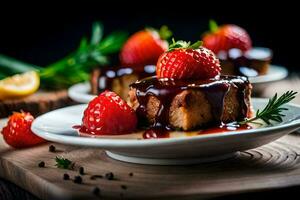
[49,145,56,152]
[79,166,84,175]
[92,187,101,196]
[129,172,133,177]
[121,185,127,190]
[90,175,103,180]
[38,161,45,168]
[74,176,82,184]
[105,172,114,180]
[63,173,70,180]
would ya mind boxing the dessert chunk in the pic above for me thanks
[128,76,252,130]
[219,48,272,76]
[90,65,155,99]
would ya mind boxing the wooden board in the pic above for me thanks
[1,119,300,200]
[0,90,73,118]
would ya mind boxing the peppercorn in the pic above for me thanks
[79,167,84,175]
[92,187,101,196]
[49,145,56,152]
[105,172,114,180]
[38,161,45,168]
[74,176,82,184]
[63,173,70,180]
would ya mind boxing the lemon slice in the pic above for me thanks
[0,71,40,100]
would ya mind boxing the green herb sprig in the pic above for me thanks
[240,91,297,125]
[0,22,128,89]
[55,156,75,170]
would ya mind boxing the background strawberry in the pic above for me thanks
[202,20,252,54]
[81,90,137,135]
[156,40,221,79]
[1,112,45,148]
[120,26,172,68]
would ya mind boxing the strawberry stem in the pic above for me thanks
[158,25,172,40]
[209,19,219,33]
[168,39,202,51]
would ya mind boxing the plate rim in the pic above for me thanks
[248,65,288,84]
[68,65,288,103]
[31,98,300,148]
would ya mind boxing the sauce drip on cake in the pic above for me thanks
[129,75,252,130]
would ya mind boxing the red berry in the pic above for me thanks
[1,112,45,148]
[156,41,221,79]
[120,29,168,68]
[203,23,252,54]
[81,91,137,135]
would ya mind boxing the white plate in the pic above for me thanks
[248,65,288,84]
[68,65,288,103]
[31,98,300,165]
[68,82,96,103]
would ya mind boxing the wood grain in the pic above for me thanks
[0,90,73,118]
[1,119,300,200]
[0,178,38,200]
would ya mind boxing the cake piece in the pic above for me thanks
[219,48,272,76]
[128,76,252,130]
[90,65,155,99]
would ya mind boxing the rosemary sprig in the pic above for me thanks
[240,91,297,125]
[55,156,75,170]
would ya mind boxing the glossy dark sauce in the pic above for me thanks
[218,48,272,77]
[72,125,81,129]
[130,76,249,130]
[143,123,252,139]
[97,65,156,92]
[143,129,170,139]
[199,123,252,135]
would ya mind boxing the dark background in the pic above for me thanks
[0,2,299,72]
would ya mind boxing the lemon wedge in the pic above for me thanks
[0,71,40,100]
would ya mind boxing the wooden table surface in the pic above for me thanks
[0,75,300,199]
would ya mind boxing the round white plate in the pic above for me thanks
[68,65,288,103]
[31,98,300,165]
[68,82,96,103]
[248,65,288,84]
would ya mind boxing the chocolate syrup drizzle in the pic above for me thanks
[130,76,249,130]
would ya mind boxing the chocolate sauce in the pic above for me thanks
[72,125,81,129]
[199,123,252,135]
[130,76,249,130]
[143,129,170,139]
[97,65,156,93]
[143,123,251,139]
[218,47,272,77]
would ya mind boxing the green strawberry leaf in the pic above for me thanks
[168,38,202,51]
[159,25,173,40]
[209,19,219,33]
[189,41,203,49]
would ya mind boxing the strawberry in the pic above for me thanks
[81,90,137,135]
[202,20,252,54]
[156,40,221,79]
[1,112,45,148]
[120,26,172,68]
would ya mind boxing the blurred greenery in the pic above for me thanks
[0,22,128,89]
